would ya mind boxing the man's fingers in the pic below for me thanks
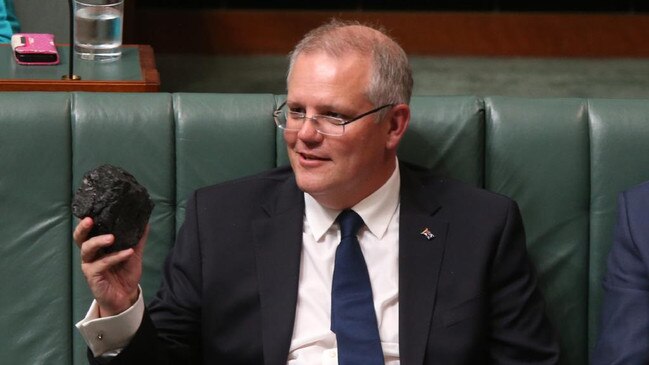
[80,234,115,263]
[73,217,94,247]
[83,248,134,275]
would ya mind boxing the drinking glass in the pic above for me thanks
[73,0,124,62]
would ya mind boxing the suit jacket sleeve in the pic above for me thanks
[593,189,649,365]
[487,201,560,364]
[88,191,204,365]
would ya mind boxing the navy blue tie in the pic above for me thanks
[331,210,384,364]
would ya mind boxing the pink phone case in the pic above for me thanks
[11,33,60,65]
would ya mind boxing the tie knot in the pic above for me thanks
[337,209,364,238]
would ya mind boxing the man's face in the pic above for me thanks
[285,51,398,209]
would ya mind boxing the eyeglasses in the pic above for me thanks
[273,101,395,136]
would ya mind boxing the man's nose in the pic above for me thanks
[297,117,323,141]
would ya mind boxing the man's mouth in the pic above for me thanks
[298,152,328,161]
[302,154,320,160]
[297,152,329,161]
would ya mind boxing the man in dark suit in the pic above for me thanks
[593,180,649,364]
[74,20,559,364]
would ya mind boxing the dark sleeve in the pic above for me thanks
[592,192,649,365]
[488,201,560,364]
[88,192,204,364]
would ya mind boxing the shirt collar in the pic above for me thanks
[304,161,401,241]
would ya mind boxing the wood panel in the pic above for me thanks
[133,9,649,57]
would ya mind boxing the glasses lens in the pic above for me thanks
[285,111,304,130]
[316,116,344,136]
[273,105,345,136]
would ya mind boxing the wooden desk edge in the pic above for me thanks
[0,79,158,92]
[138,45,161,91]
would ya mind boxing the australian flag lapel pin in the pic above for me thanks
[420,228,435,240]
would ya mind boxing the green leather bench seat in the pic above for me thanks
[2,92,648,365]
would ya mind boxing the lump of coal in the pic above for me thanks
[72,164,154,254]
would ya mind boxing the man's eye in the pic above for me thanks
[324,111,344,119]
[288,111,304,119]
[288,107,305,114]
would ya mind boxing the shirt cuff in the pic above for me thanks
[75,287,145,357]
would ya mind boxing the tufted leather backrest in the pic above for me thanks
[1,92,648,364]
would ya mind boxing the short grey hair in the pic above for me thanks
[287,19,413,106]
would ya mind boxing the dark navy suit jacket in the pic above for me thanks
[593,180,649,364]
[90,163,558,365]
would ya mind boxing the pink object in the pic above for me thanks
[11,33,60,65]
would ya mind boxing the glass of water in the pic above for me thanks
[73,0,124,62]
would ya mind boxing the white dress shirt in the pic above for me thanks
[77,163,401,364]
[288,163,401,364]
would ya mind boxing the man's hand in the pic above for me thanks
[73,217,148,317]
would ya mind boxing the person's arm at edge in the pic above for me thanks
[592,191,649,364]
[0,0,20,43]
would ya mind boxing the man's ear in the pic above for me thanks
[385,104,410,150]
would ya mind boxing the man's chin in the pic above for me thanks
[294,171,332,194]
[295,178,325,196]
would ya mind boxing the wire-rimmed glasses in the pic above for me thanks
[273,101,395,136]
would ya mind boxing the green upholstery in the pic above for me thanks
[174,93,278,226]
[2,92,649,365]
[486,97,590,365]
[401,96,484,186]
[0,93,72,364]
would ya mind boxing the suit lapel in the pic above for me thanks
[399,165,448,365]
[252,176,304,365]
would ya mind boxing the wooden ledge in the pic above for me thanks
[134,9,649,57]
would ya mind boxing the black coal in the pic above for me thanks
[72,164,154,254]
